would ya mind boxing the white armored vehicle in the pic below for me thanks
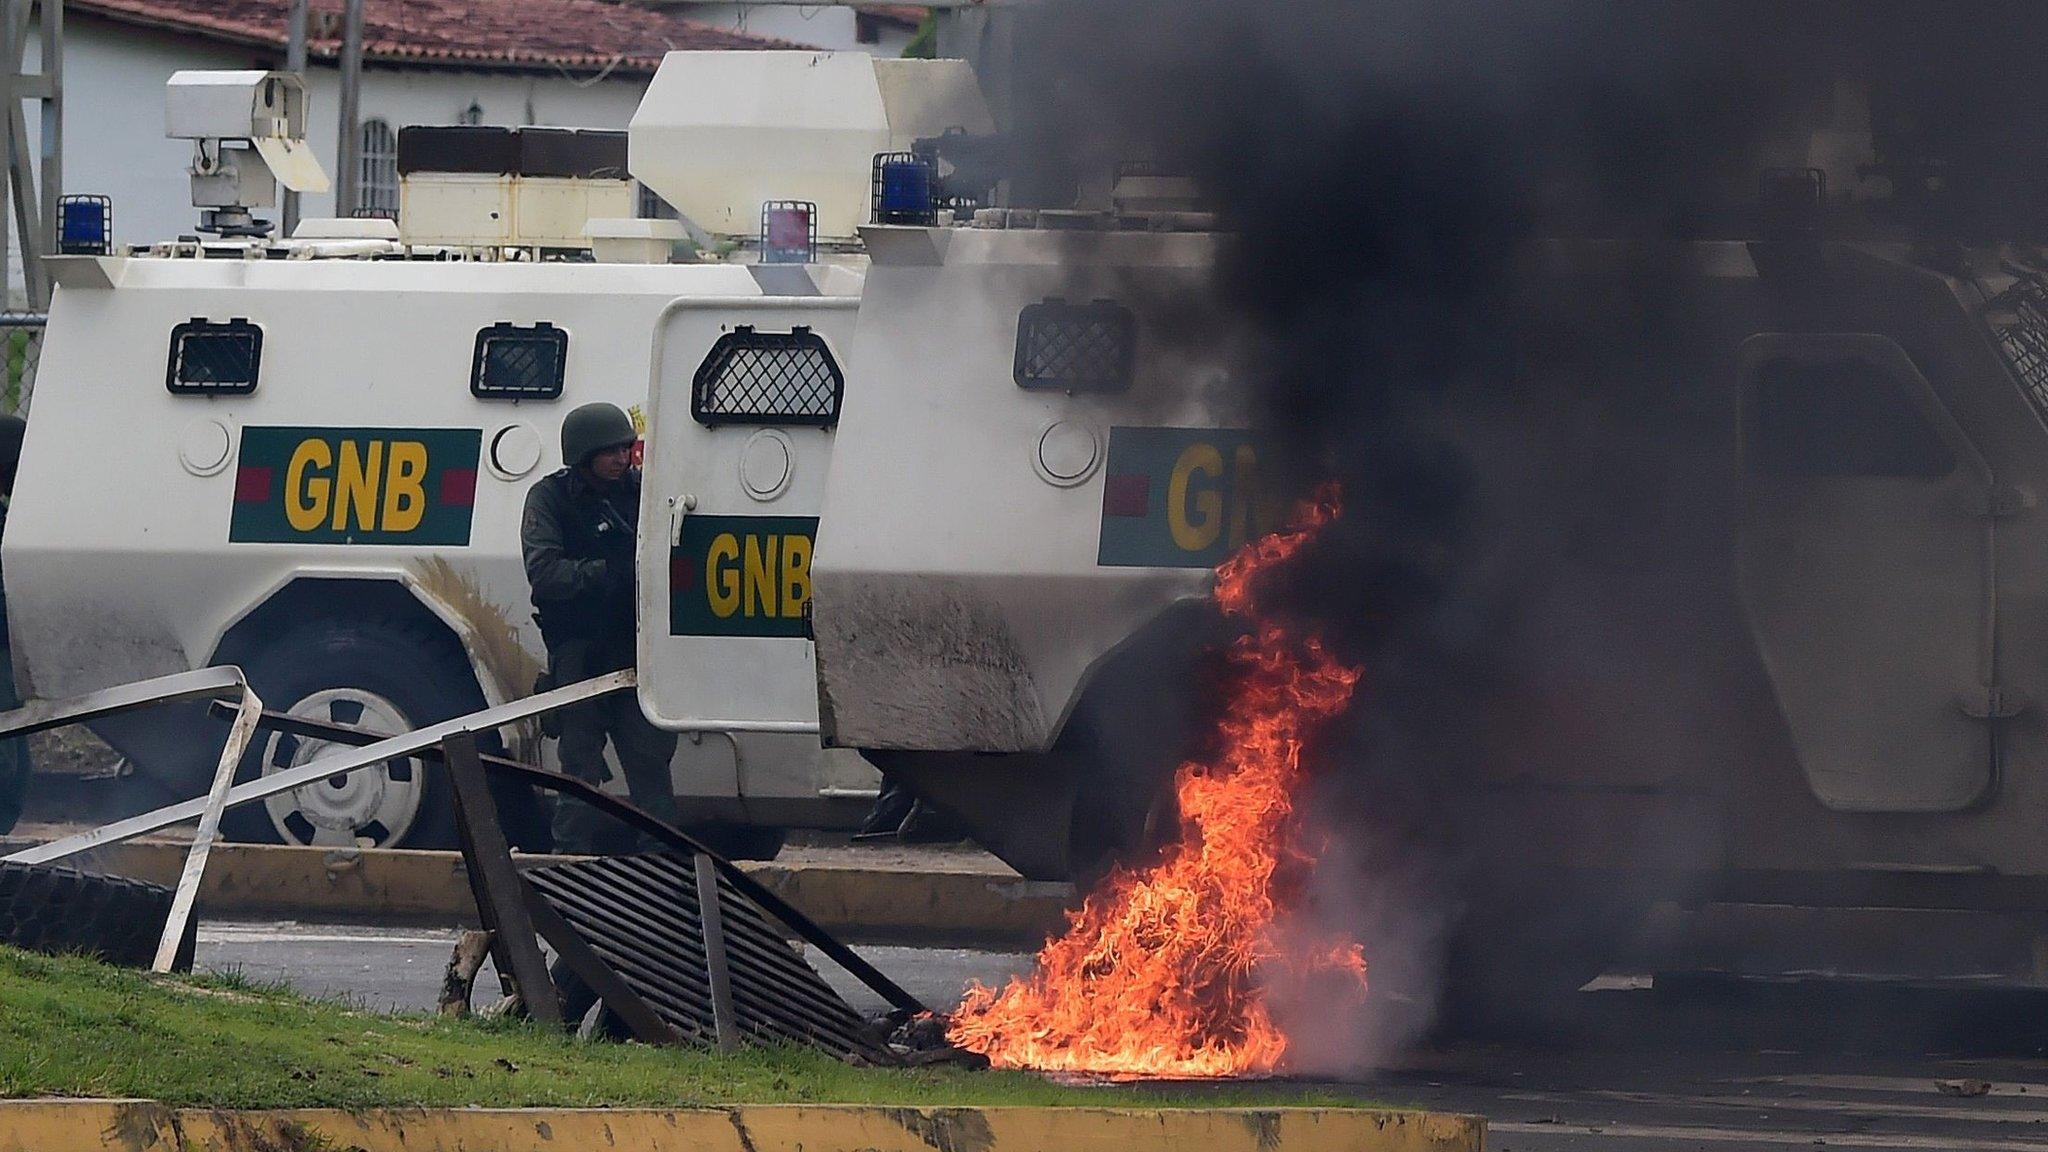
[804,52,2048,1017]
[8,52,985,852]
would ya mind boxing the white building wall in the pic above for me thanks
[12,15,656,292]
[673,4,914,57]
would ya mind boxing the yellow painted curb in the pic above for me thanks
[0,1100,1485,1152]
[0,839,1074,944]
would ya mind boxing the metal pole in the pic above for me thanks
[334,0,362,217]
[694,852,741,1052]
[281,0,306,237]
[0,1,15,309]
[153,682,263,973]
[35,0,55,281]
[445,728,561,1028]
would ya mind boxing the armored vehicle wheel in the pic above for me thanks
[0,861,194,969]
[1435,878,1648,1037]
[220,616,477,850]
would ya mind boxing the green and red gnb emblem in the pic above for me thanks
[1097,426,1275,568]
[229,426,482,545]
[670,514,818,638]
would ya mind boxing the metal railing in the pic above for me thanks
[0,311,45,415]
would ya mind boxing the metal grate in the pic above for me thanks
[471,322,566,400]
[1014,298,1136,392]
[692,326,842,426]
[1991,274,2048,422]
[523,853,895,1062]
[166,318,261,396]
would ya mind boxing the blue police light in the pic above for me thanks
[57,195,112,256]
[871,152,936,225]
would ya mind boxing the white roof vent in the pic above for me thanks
[584,217,686,264]
[291,216,399,241]
[629,51,994,244]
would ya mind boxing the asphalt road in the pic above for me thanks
[195,920,1033,1017]
[196,920,2048,1151]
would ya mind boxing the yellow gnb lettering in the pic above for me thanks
[332,441,384,531]
[1167,442,1224,552]
[381,442,428,533]
[780,534,812,619]
[706,534,741,618]
[285,439,333,532]
[744,535,779,618]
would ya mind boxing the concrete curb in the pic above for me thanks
[0,1099,1486,1152]
[0,839,1074,946]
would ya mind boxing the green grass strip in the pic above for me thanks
[0,946,1381,1110]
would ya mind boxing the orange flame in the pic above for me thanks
[947,486,1366,1077]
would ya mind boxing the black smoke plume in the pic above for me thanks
[981,0,2048,1065]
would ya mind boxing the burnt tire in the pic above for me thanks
[219,616,483,850]
[0,861,192,969]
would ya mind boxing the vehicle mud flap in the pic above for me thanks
[866,749,1080,881]
[0,860,195,970]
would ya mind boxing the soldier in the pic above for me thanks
[0,414,28,835]
[522,402,679,852]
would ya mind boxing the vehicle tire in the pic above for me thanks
[0,861,191,968]
[1435,879,1646,1038]
[685,822,787,861]
[219,616,483,851]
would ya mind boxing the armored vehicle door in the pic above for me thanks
[1736,333,1998,812]
[637,293,858,740]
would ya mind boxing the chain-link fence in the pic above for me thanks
[0,313,44,416]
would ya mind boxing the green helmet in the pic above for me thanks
[560,402,636,467]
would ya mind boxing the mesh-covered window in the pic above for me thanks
[1014,298,1135,392]
[1990,275,2048,422]
[691,326,842,426]
[1748,358,1955,477]
[471,322,566,400]
[166,318,261,395]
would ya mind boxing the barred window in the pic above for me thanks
[360,118,399,217]
[691,326,842,427]
[1014,298,1135,392]
[166,318,262,395]
[471,322,566,400]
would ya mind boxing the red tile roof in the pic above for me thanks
[69,0,808,76]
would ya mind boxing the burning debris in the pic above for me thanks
[948,492,1366,1077]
